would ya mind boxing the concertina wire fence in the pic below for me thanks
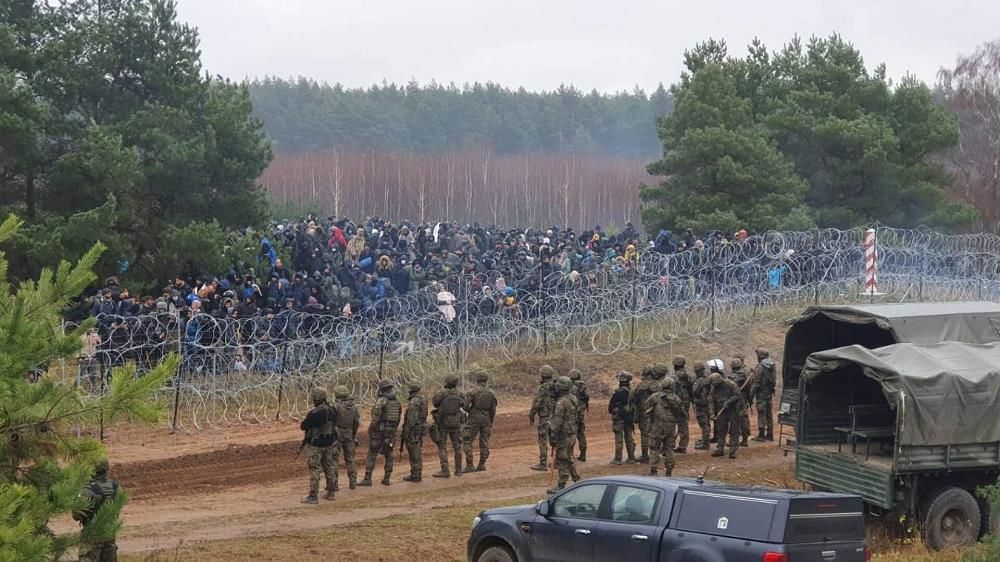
[60,226,1000,434]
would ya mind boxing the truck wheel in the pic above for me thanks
[978,496,1000,538]
[476,545,517,562]
[921,486,981,550]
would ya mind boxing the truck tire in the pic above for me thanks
[920,486,981,550]
[978,496,1000,538]
[476,545,517,562]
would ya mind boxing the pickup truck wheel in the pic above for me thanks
[920,486,981,550]
[476,545,516,562]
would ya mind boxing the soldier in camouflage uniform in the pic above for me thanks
[402,381,427,482]
[690,363,711,450]
[729,357,752,447]
[547,376,581,494]
[750,347,777,442]
[432,374,465,478]
[360,380,401,486]
[568,368,589,462]
[608,371,637,465]
[708,362,745,459]
[528,365,557,471]
[463,370,497,472]
[645,378,685,476]
[670,356,692,454]
[630,367,654,463]
[300,387,338,503]
[73,459,120,562]
[332,385,360,489]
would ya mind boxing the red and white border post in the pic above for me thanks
[863,228,878,297]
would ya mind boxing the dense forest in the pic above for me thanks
[249,78,674,156]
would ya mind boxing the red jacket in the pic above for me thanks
[328,226,348,250]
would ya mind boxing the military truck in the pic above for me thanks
[793,340,1000,549]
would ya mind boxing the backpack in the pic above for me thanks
[439,389,462,416]
[383,397,401,424]
[473,389,494,411]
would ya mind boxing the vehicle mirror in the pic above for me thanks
[536,500,550,517]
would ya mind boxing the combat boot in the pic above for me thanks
[765,432,774,442]
[530,462,548,471]
[709,436,718,444]
[711,449,724,457]
[381,475,391,486]
[694,439,709,450]
[432,469,450,478]
[624,456,638,465]
[403,474,421,483]
[476,462,487,472]
[740,437,749,447]
[673,447,686,454]
[649,467,658,476]
[357,472,373,487]
[638,448,649,463]
[546,483,566,495]
[577,450,587,462]
[610,459,622,465]
[462,465,477,474]
[323,491,336,501]
[729,450,737,459]
[348,475,357,490]
[301,495,318,504]
[333,482,339,492]
[752,429,766,442]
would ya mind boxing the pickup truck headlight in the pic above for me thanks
[472,516,482,529]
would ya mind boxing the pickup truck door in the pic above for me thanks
[594,484,662,562]
[530,483,607,562]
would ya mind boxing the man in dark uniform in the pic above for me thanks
[568,368,589,462]
[402,381,427,482]
[359,379,401,486]
[432,374,465,477]
[670,356,693,454]
[300,387,337,503]
[74,459,121,562]
[750,347,777,442]
[463,370,497,472]
[332,385,360,489]
[608,371,637,465]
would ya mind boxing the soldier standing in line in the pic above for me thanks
[671,356,692,454]
[528,365,557,471]
[73,459,121,562]
[463,370,497,472]
[332,385,360,489]
[750,347,777,442]
[630,367,654,463]
[690,363,711,450]
[729,357,752,447]
[300,387,338,503]
[645,378,685,476]
[432,374,465,478]
[402,381,428,482]
[568,368,589,462]
[547,376,581,494]
[359,379,401,486]
[708,361,745,459]
[609,371,637,465]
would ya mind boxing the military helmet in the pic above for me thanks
[653,363,670,379]
[756,347,770,359]
[707,359,725,373]
[662,377,675,391]
[474,370,489,383]
[709,373,724,386]
[731,357,744,370]
[93,458,110,474]
[555,376,573,392]
[568,368,582,381]
[672,355,686,368]
[377,379,393,390]
[693,362,706,375]
[334,385,349,399]
[539,365,556,380]
[617,371,633,383]
[648,380,662,393]
[444,374,460,387]
[310,387,328,403]
[641,366,654,379]
[408,381,422,392]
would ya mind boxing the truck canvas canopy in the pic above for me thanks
[801,341,1000,447]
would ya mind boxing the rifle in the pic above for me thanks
[398,430,405,462]
[295,436,308,457]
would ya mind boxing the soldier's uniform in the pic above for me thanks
[300,387,338,502]
[708,366,745,459]
[332,385,361,489]
[360,380,401,486]
[547,376,581,494]
[402,382,428,482]
[74,459,120,562]
[432,374,465,477]
[569,369,589,462]
[644,379,685,476]
[670,356,693,453]
[608,371,637,464]
[729,357,752,447]
[463,370,497,472]
[630,367,654,462]
[690,363,711,449]
[528,365,557,471]
[750,347,777,441]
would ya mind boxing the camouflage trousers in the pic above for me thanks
[463,422,491,466]
[576,415,587,455]
[716,413,741,455]
[693,404,710,443]
[673,407,690,449]
[650,425,677,475]
[535,418,550,465]
[78,540,117,562]
[437,426,463,473]
[552,434,580,486]
[337,434,357,483]
[637,417,650,454]
[612,419,635,461]
[365,430,396,477]
[756,397,773,434]
[404,429,423,477]
[306,444,338,496]
[739,406,751,440]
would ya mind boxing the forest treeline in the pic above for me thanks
[249,78,673,156]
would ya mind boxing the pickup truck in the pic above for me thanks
[467,475,869,562]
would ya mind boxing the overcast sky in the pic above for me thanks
[175,0,1000,93]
